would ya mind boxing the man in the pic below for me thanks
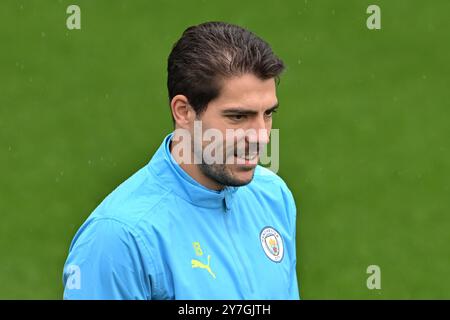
[63,21,300,299]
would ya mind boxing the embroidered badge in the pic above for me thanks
[260,227,284,262]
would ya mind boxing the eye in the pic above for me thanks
[228,114,246,121]
[265,109,277,117]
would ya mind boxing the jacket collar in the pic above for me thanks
[146,132,237,210]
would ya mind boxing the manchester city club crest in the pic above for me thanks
[260,226,284,262]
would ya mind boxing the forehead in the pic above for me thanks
[212,74,278,109]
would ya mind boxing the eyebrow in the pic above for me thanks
[221,103,279,116]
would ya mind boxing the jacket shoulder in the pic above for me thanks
[90,166,174,228]
[253,165,290,189]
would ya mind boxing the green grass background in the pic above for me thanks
[1,0,449,299]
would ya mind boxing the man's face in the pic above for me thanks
[192,73,278,187]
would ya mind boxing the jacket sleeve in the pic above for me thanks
[62,218,154,300]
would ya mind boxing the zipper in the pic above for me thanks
[222,191,253,297]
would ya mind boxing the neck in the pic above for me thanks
[170,139,224,191]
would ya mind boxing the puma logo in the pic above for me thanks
[191,255,216,279]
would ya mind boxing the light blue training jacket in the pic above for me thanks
[63,132,300,299]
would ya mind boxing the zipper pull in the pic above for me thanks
[224,188,233,213]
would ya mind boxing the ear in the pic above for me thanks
[170,95,195,128]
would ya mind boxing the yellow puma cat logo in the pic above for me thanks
[191,255,216,279]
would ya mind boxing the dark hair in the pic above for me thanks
[167,21,285,121]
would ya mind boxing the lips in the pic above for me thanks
[234,147,259,163]
[235,153,258,161]
[231,143,260,164]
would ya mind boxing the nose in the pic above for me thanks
[245,117,270,146]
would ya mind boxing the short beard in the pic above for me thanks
[198,163,255,188]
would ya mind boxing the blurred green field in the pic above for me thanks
[1,0,450,299]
